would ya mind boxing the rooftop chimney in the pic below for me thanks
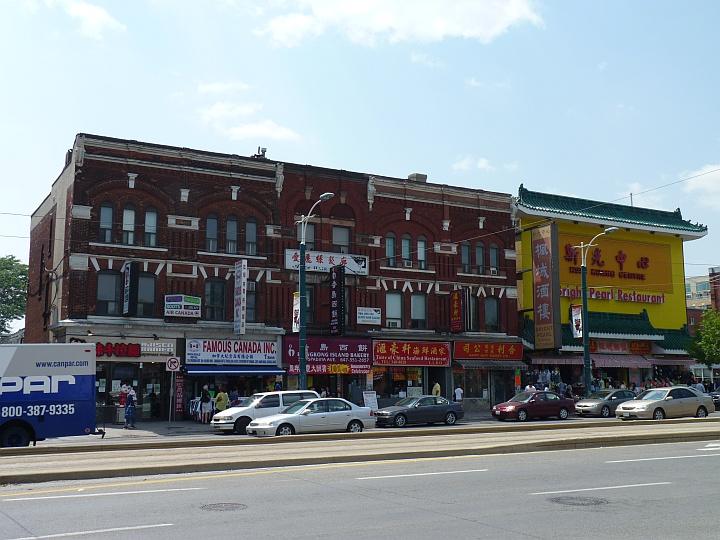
[408,173,427,183]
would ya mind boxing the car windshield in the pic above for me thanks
[395,397,419,407]
[508,392,534,403]
[282,400,312,414]
[589,391,611,399]
[637,389,668,400]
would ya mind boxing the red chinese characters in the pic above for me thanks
[453,342,523,360]
[373,340,451,367]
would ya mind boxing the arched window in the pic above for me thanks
[385,233,396,267]
[485,296,499,332]
[410,294,427,329]
[206,214,218,252]
[99,203,113,243]
[461,241,471,273]
[137,273,156,317]
[245,218,257,255]
[122,204,135,245]
[489,243,500,273]
[204,279,226,320]
[401,234,411,266]
[417,236,427,270]
[96,271,122,316]
[226,216,238,254]
[475,243,485,275]
[144,208,157,247]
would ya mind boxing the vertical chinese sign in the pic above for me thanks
[234,259,248,335]
[532,224,560,349]
[329,265,345,335]
[449,289,463,333]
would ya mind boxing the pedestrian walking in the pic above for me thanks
[124,387,137,429]
[200,384,213,424]
[454,384,464,402]
[432,381,441,397]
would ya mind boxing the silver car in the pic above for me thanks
[575,389,636,418]
[246,398,376,436]
[615,386,714,420]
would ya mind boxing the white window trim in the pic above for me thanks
[88,242,169,253]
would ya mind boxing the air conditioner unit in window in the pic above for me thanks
[490,267,499,276]
[387,320,401,328]
[403,260,413,268]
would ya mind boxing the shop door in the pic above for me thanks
[491,372,512,404]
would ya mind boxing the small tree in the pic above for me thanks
[697,310,720,368]
[0,255,28,334]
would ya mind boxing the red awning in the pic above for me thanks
[591,354,652,369]
[648,357,695,366]
[530,356,583,366]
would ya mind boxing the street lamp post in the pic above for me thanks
[297,192,334,390]
[575,227,618,397]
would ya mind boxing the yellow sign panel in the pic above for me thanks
[558,234,673,293]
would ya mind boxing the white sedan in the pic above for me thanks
[246,398,375,436]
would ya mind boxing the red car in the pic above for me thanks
[492,391,575,421]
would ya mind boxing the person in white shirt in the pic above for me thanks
[454,385,464,402]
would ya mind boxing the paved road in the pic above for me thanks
[1,439,719,539]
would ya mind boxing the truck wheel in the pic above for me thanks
[1,425,31,447]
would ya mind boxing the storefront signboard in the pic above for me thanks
[92,340,175,359]
[362,391,379,410]
[571,304,583,339]
[284,249,369,275]
[590,340,652,355]
[164,294,202,318]
[329,265,345,335]
[186,339,278,365]
[234,259,248,335]
[284,336,371,374]
[174,373,185,414]
[532,224,561,350]
[373,340,451,367]
[450,290,463,333]
[357,307,381,325]
[453,341,523,361]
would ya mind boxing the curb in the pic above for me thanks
[4,427,720,485]
[3,416,719,456]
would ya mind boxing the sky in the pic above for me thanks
[1,1,719,293]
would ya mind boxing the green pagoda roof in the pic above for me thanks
[516,185,707,237]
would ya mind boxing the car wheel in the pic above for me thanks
[394,414,407,428]
[517,409,528,422]
[275,424,295,436]
[1,425,31,447]
[444,412,457,425]
[233,417,250,435]
[558,408,569,420]
[653,408,665,421]
[600,406,610,418]
[347,420,363,433]
[696,406,708,418]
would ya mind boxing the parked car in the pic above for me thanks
[211,390,319,434]
[492,391,575,421]
[245,398,375,436]
[575,389,636,418]
[615,386,715,420]
[375,396,464,427]
[709,392,720,412]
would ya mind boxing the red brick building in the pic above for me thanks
[27,134,521,418]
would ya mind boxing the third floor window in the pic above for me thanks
[144,208,157,247]
[332,226,350,253]
[99,203,113,243]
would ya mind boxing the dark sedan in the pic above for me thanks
[574,389,637,418]
[492,391,575,421]
[375,396,464,427]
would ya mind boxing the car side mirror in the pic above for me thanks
[529,398,536,403]
[301,409,311,415]
[665,396,673,401]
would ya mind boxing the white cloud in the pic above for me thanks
[683,164,720,208]
[49,0,126,40]
[452,155,474,171]
[476,157,495,172]
[452,155,497,172]
[220,120,301,141]
[465,77,511,90]
[199,101,264,124]
[197,81,251,94]
[410,52,442,68]
[256,0,542,47]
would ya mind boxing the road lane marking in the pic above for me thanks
[607,453,720,463]
[6,523,173,539]
[4,487,205,502]
[357,469,488,480]
[531,482,670,495]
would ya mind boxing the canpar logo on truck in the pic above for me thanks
[0,375,76,395]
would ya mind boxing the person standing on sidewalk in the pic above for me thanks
[432,381,441,397]
[215,386,229,415]
[200,385,213,424]
[454,384,464,402]
[124,387,137,429]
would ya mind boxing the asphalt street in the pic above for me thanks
[1,439,719,540]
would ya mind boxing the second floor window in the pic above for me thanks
[122,205,135,245]
[410,294,426,329]
[226,217,238,254]
[417,236,427,269]
[401,234,411,265]
[485,296,500,332]
[246,281,256,322]
[332,226,350,253]
[461,242,471,273]
[204,280,225,320]
[99,203,113,243]
[489,244,500,272]
[144,208,157,247]
[206,214,218,252]
[246,218,257,255]
[96,271,121,316]
[386,292,402,328]
[475,243,485,274]
[137,274,155,317]
[385,233,396,267]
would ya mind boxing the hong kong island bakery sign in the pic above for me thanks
[559,235,671,305]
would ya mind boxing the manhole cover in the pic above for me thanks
[549,496,609,507]
[200,503,247,512]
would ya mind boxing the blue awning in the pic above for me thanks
[185,365,286,376]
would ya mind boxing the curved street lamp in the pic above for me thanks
[574,226,619,397]
[296,192,334,390]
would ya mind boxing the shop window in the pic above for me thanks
[485,296,500,332]
[246,281,256,322]
[475,243,485,274]
[386,292,402,328]
[226,216,238,254]
[204,279,226,321]
[332,226,350,253]
[144,208,157,247]
[410,294,427,329]
[136,273,156,317]
[385,233,396,267]
[297,222,315,250]
[245,218,258,255]
[401,234,411,266]
[489,243,500,273]
[96,271,122,316]
[99,203,113,243]
[461,242,471,273]
[417,236,427,270]
[206,214,218,252]
[122,205,135,245]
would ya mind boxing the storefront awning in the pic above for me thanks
[458,360,527,370]
[530,356,583,366]
[648,357,695,366]
[185,365,286,375]
[591,354,652,369]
